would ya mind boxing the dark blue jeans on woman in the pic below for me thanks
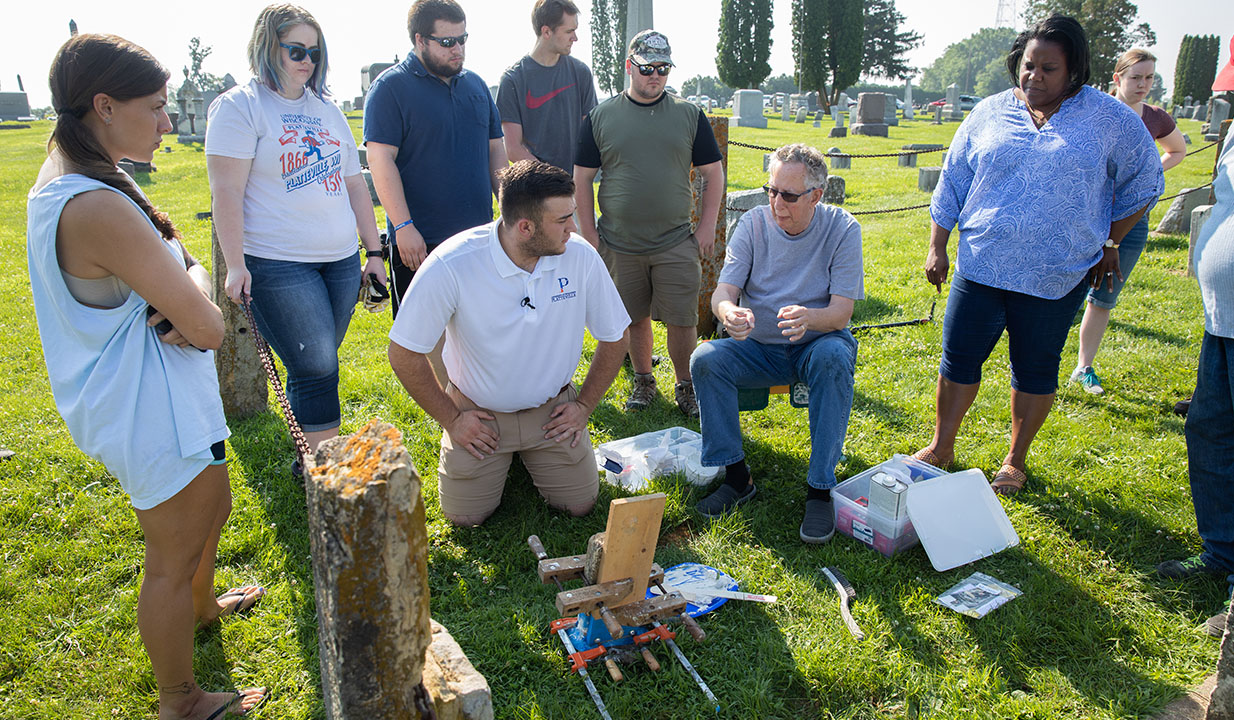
[1186,331,1234,593]
[940,274,1089,395]
[246,252,360,432]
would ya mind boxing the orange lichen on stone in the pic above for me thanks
[316,419,409,499]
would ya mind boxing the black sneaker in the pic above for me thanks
[799,499,835,544]
[1157,555,1226,580]
[1206,612,1228,638]
[695,482,756,518]
[1173,396,1191,416]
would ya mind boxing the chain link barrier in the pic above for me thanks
[241,296,312,462]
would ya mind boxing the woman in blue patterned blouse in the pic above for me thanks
[913,14,1164,496]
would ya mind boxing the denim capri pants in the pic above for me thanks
[1086,214,1149,310]
[940,274,1088,394]
[246,252,360,432]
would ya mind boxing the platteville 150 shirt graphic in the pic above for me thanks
[277,113,344,196]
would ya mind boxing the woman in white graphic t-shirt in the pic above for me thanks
[206,4,385,476]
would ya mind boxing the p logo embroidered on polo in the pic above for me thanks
[551,276,576,303]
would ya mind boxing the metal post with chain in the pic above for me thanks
[240,296,312,463]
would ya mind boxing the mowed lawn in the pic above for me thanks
[0,111,1227,719]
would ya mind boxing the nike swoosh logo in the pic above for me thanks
[526,84,575,109]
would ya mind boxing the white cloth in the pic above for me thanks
[205,79,362,262]
[389,222,630,413]
[27,175,229,510]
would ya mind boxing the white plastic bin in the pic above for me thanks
[833,454,947,557]
[595,427,723,490]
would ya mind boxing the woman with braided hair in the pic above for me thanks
[27,34,266,719]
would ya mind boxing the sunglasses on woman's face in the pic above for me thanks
[426,33,469,48]
[280,42,321,64]
[632,62,671,77]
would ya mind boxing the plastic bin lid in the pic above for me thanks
[905,469,1019,571]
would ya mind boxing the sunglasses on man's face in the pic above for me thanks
[632,62,671,77]
[426,33,468,48]
[279,42,321,64]
[763,185,817,203]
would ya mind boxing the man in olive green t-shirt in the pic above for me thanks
[573,29,725,417]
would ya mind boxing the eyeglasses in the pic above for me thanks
[631,61,671,77]
[426,33,469,48]
[763,185,817,203]
[279,42,321,64]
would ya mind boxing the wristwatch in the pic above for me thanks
[1103,238,1120,249]
[365,249,386,259]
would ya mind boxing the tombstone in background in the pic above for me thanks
[838,92,851,110]
[359,61,397,110]
[725,188,768,243]
[899,143,944,168]
[1157,187,1212,235]
[823,175,845,205]
[1182,132,1192,145]
[795,107,808,123]
[851,92,888,136]
[830,107,846,137]
[732,89,767,128]
[919,167,942,192]
[1172,105,1182,119]
[221,73,238,91]
[806,92,819,112]
[0,91,30,121]
[342,99,352,112]
[828,147,850,169]
[354,95,364,110]
[1185,95,1193,107]
[1187,205,1213,277]
[1211,98,1231,130]
[883,93,899,126]
[781,97,791,122]
[943,83,964,121]
[1193,104,1208,122]
[903,80,914,120]
[932,105,943,124]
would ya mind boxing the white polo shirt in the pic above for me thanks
[389,221,631,413]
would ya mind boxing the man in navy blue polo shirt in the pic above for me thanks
[365,0,508,344]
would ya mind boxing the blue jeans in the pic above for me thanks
[940,275,1088,394]
[1086,214,1149,310]
[246,252,360,432]
[689,331,858,489]
[1186,331,1234,593]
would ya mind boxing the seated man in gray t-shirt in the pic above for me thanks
[689,143,864,544]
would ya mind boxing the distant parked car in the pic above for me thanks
[928,94,982,111]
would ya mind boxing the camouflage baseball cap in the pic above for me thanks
[628,30,673,66]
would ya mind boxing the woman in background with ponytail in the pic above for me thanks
[27,34,266,719]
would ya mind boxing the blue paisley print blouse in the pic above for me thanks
[930,86,1164,299]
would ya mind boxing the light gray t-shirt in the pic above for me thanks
[496,54,597,172]
[719,203,864,345]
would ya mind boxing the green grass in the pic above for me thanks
[0,114,1226,719]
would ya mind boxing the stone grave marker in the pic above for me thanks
[919,167,941,192]
[823,175,845,205]
[883,93,899,126]
[851,93,888,136]
[828,146,850,169]
[733,89,767,128]
[903,80,914,120]
[796,107,808,123]
[943,83,963,121]
[1194,104,1208,122]
[1211,98,1231,130]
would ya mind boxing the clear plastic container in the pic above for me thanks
[833,454,947,557]
[594,427,723,490]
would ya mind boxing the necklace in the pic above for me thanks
[1019,89,1070,128]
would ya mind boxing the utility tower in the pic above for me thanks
[995,0,1016,28]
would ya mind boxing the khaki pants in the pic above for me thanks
[438,383,599,520]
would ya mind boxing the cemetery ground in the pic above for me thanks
[0,113,1226,719]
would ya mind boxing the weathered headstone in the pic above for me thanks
[1185,95,1194,107]
[900,143,944,168]
[1187,204,1213,277]
[307,421,492,720]
[210,222,268,420]
[0,91,31,121]
[1183,132,1192,145]
[823,175,845,205]
[919,167,942,192]
[781,94,791,122]
[903,80,914,120]
[830,126,847,138]
[725,188,768,242]
[795,107,808,123]
[342,100,352,113]
[828,147,850,169]
[362,169,380,205]
[1172,105,1182,119]
[1194,104,1208,122]
[943,83,964,121]
[1157,188,1211,235]
[357,147,367,167]
[1212,99,1231,130]
[118,160,136,178]
[838,92,851,109]
[813,110,823,128]
[851,93,888,137]
[883,93,899,127]
[733,89,766,128]
[932,105,943,124]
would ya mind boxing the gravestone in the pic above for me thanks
[1194,104,1208,122]
[0,91,31,121]
[118,160,136,178]
[1157,188,1211,235]
[830,107,846,136]
[1172,105,1182,119]
[725,189,768,258]
[342,100,352,112]
[813,110,823,128]
[932,105,943,124]
[362,169,380,204]
[1212,99,1231,130]
[883,93,899,127]
[903,80,914,120]
[1185,95,1193,107]
[221,73,237,91]
[357,147,367,166]
[899,143,944,168]
[733,90,767,129]
[919,167,941,192]
[851,93,888,137]
[828,147,850,169]
[943,83,964,121]
[795,107,808,123]
[1182,132,1192,145]
[1187,205,1213,277]
[838,92,851,109]
[806,92,819,112]
[823,175,845,205]
[782,98,791,123]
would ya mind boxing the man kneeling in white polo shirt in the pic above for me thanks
[389,160,631,526]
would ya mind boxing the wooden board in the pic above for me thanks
[594,493,666,611]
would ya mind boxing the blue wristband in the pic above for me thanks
[392,218,415,233]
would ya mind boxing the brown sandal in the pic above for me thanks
[991,465,1027,496]
[912,448,945,468]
